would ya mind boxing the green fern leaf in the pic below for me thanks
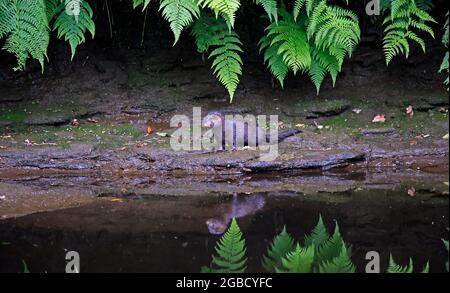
[387,254,414,273]
[262,226,296,272]
[133,0,151,10]
[1,0,50,71]
[204,218,247,273]
[304,214,330,247]
[197,0,241,29]
[191,15,243,102]
[383,0,436,65]
[256,0,278,23]
[319,242,355,273]
[315,222,345,265]
[267,13,311,75]
[53,0,95,60]
[277,244,315,273]
[159,0,200,45]
[259,34,289,87]
[45,0,60,22]
[443,239,449,272]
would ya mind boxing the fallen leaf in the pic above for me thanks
[313,121,324,130]
[372,114,386,123]
[71,118,79,127]
[0,195,6,200]
[407,187,416,197]
[86,118,98,123]
[437,107,447,113]
[146,126,154,135]
[444,182,449,187]
[156,132,170,137]
[295,123,306,128]
[443,133,449,140]
[352,108,362,114]
[406,105,414,117]
[109,198,124,203]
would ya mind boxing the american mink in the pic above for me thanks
[203,111,301,150]
[206,194,266,235]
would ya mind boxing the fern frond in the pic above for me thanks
[53,0,95,60]
[304,214,330,247]
[45,0,60,22]
[192,15,243,102]
[383,0,436,65]
[443,239,449,272]
[315,223,345,265]
[262,227,295,272]
[258,34,289,87]
[1,0,50,71]
[319,243,355,273]
[387,254,414,273]
[440,13,449,90]
[267,14,311,75]
[197,0,241,29]
[159,0,200,45]
[133,0,151,10]
[256,0,278,23]
[209,33,243,102]
[277,244,315,273]
[204,218,247,273]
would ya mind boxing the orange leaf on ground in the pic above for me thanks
[372,114,385,123]
[406,105,414,117]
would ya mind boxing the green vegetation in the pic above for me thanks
[201,218,247,273]
[0,1,447,101]
[202,215,438,273]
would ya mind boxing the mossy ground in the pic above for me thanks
[0,122,147,149]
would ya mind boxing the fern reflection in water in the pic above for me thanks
[201,215,435,273]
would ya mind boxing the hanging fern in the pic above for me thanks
[159,0,200,45]
[439,13,449,89]
[256,0,278,23]
[259,33,290,87]
[191,14,243,102]
[265,10,311,75]
[0,0,50,71]
[262,226,295,272]
[383,0,436,65]
[201,218,247,273]
[259,3,359,93]
[133,0,151,10]
[53,0,95,60]
[197,0,241,30]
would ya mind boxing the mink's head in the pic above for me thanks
[206,218,228,235]
[203,111,223,129]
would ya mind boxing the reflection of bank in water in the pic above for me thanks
[206,193,266,235]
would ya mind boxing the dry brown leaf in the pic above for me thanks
[372,114,386,123]
[406,105,414,117]
[407,187,416,197]
[71,119,80,127]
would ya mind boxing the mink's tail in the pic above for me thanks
[271,129,302,142]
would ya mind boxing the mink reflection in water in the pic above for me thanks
[206,194,266,235]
